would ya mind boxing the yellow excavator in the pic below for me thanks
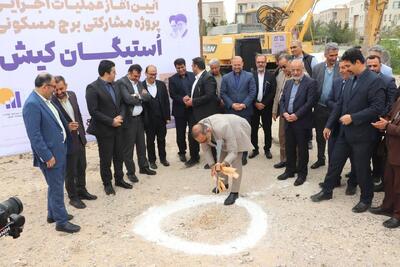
[202,0,388,72]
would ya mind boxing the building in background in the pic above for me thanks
[235,0,289,23]
[348,0,365,36]
[381,0,400,31]
[203,1,227,26]
[314,5,349,26]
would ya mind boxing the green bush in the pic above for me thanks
[380,39,400,75]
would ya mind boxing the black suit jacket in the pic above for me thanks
[326,78,347,136]
[379,73,398,116]
[142,80,171,125]
[279,75,317,129]
[52,91,87,154]
[326,69,385,143]
[253,70,277,111]
[85,77,125,137]
[116,76,150,129]
[168,72,195,117]
[192,71,219,121]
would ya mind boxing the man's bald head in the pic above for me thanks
[231,56,243,74]
[192,123,211,143]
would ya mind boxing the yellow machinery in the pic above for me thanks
[362,0,388,50]
[202,0,319,71]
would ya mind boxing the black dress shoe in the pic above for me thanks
[140,167,156,175]
[248,150,259,159]
[77,189,97,200]
[345,185,357,196]
[47,214,73,224]
[160,159,170,166]
[104,185,116,195]
[369,206,392,216]
[127,174,139,183]
[178,153,187,162]
[211,183,229,194]
[294,177,306,186]
[224,192,239,205]
[115,180,133,189]
[310,160,325,169]
[55,222,81,233]
[277,172,295,180]
[204,164,211,169]
[273,161,286,169]
[185,158,199,168]
[149,162,158,169]
[242,157,248,166]
[310,191,333,202]
[265,150,272,159]
[374,182,384,192]
[69,198,86,209]
[383,217,400,228]
[352,202,370,213]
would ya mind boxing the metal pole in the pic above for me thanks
[198,0,204,57]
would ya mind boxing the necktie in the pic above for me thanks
[107,83,116,104]
[350,76,357,95]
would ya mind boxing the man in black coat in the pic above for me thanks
[311,48,385,213]
[249,54,277,160]
[117,64,156,183]
[53,76,97,209]
[142,65,171,169]
[86,60,132,195]
[168,58,196,164]
[277,59,317,186]
[184,57,219,168]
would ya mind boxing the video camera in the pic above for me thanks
[0,197,25,239]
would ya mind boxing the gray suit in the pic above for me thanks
[199,114,254,192]
[117,76,151,175]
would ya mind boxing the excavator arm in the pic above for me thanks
[363,0,388,49]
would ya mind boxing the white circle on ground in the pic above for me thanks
[132,194,268,255]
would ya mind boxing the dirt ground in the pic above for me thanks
[1,122,400,267]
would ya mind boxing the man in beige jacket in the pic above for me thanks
[272,54,292,169]
[192,114,253,205]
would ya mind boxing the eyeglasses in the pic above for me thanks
[289,46,298,49]
[280,65,287,69]
[148,73,157,76]
[46,84,56,89]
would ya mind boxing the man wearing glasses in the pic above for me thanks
[23,73,81,233]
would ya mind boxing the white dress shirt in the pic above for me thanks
[146,81,157,98]
[257,71,265,102]
[35,91,66,142]
[58,93,75,122]
[191,70,205,98]
[130,80,143,116]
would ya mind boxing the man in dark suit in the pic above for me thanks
[23,73,80,233]
[220,56,257,165]
[278,59,317,186]
[117,64,156,183]
[184,57,219,169]
[311,43,340,169]
[142,65,171,169]
[168,58,196,164]
[311,48,385,213]
[366,55,398,191]
[52,76,97,210]
[86,60,132,196]
[249,54,277,160]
